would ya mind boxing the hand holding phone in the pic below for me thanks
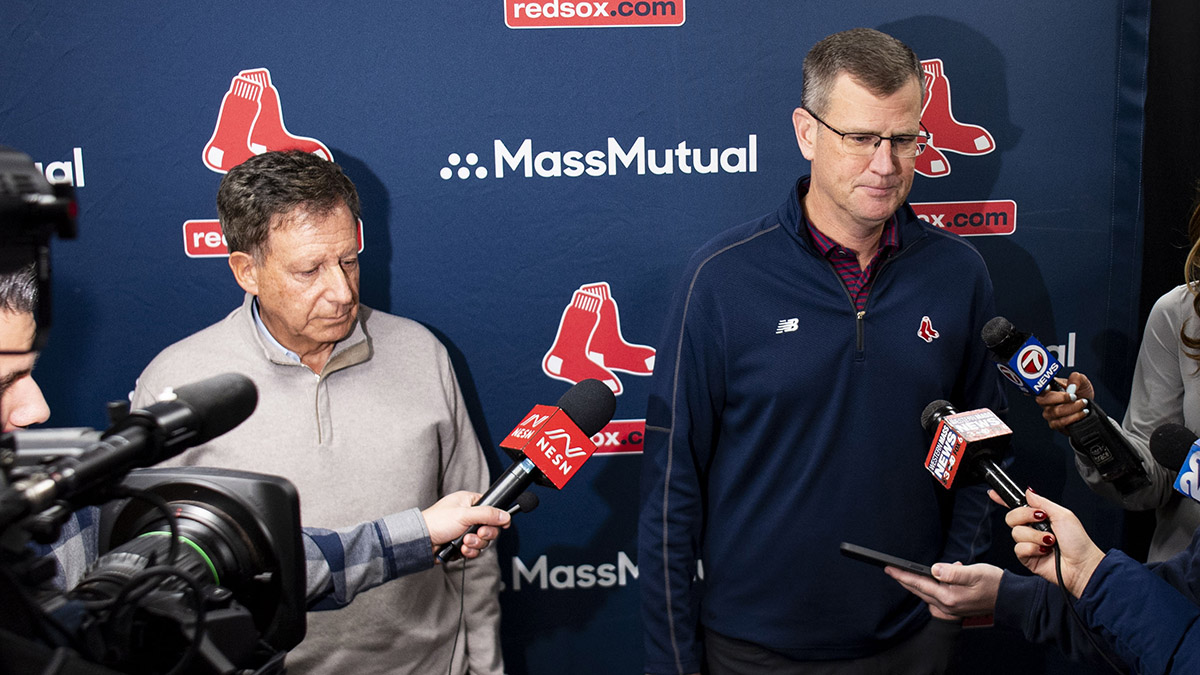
[839,542,934,578]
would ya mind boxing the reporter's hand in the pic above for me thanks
[422,491,511,561]
[886,562,1002,619]
[1033,372,1094,435]
[1003,490,1105,597]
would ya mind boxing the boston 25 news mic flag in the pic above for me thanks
[921,400,1051,533]
[981,316,1149,494]
[1149,423,1200,504]
[437,378,616,563]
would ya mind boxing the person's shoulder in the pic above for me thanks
[903,210,989,267]
[358,306,448,355]
[359,306,436,339]
[1154,283,1193,311]
[138,306,250,380]
[1144,283,1195,329]
[152,305,245,355]
[683,212,790,276]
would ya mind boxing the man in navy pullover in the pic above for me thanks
[638,28,1006,674]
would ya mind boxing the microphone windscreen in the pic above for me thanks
[981,316,1025,359]
[171,373,259,444]
[556,378,617,437]
[1149,423,1198,472]
[920,399,957,434]
[515,491,540,514]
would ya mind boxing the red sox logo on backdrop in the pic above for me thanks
[184,69,347,257]
[915,59,994,178]
[543,282,653,455]
[542,282,655,396]
[202,68,332,173]
[909,58,1017,238]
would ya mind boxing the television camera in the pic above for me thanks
[0,145,305,674]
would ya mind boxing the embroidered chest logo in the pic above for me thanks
[776,318,799,334]
[917,316,940,343]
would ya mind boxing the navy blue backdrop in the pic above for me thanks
[1,2,1149,673]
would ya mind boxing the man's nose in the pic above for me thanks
[4,377,50,431]
[321,265,354,304]
[868,140,901,174]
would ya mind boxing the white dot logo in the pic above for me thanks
[441,152,487,180]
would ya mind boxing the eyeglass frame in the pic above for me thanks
[803,108,929,158]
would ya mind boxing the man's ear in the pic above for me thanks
[793,107,817,161]
[228,251,259,295]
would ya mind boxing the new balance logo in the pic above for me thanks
[776,318,799,334]
[918,316,940,343]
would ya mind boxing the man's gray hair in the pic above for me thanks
[216,150,361,259]
[0,262,37,315]
[801,28,924,117]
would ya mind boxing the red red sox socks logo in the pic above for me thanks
[202,68,332,173]
[916,59,995,178]
[917,315,940,343]
[542,282,655,395]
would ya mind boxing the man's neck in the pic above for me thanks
[299,347,335,375]
[251,297,339,375]
[802,195,886,270]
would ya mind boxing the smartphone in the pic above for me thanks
[839,542,934,578]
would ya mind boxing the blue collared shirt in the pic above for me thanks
[251,296,302,364]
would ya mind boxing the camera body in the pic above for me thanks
[0,145,304,673]
[2,461,307,675]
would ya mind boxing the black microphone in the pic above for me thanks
[921,400,1051,532]
[1149,423,1200,502]
[436,378,616,563]
[981,316,1149,494]
[1149,423,1200,496]
[507,491,540,516]
[0,373,257,529]
[1149,423,1197,472]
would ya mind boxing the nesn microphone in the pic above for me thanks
[921,400,1051,532]
[436,378,616,563]
[981,316,1149,494]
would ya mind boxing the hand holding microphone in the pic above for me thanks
[920,399,1051,532]
[422,491,516,561]
[435,379,616,563]
[1001,489,1105,598]
[981,316,1149,494]
[1035,371,1095,432]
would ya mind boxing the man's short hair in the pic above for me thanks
[217,150,361,259]
[0,262,37,315]
[801,28,924,117]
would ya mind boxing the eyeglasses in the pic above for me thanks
[805,108,928,158]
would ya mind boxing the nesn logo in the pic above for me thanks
[776,318,799,334]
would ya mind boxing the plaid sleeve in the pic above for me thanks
[28,506,101,591]
[304,508,433,610]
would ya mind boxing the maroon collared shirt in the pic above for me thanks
[805,216,900,312]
